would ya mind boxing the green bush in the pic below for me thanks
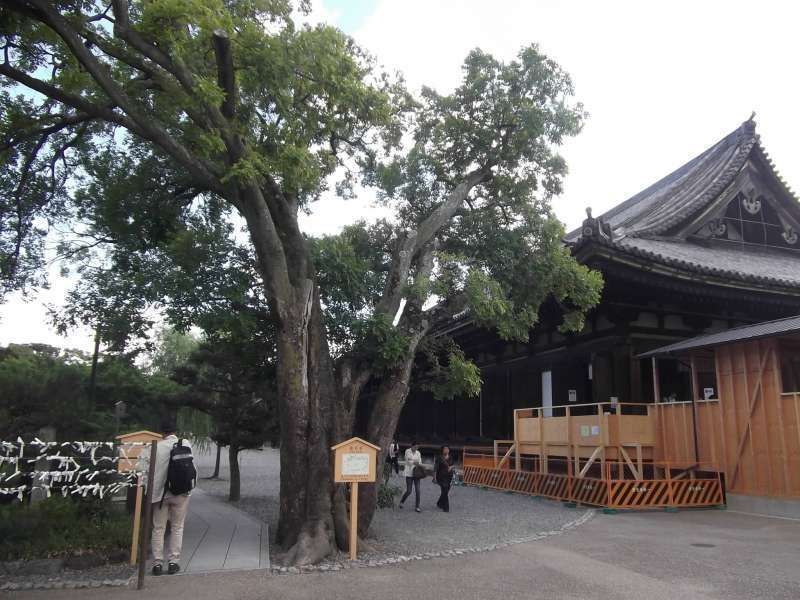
[377,482,401,509]
[0,496,131,561]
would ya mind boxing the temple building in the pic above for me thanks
[398,117,800,444]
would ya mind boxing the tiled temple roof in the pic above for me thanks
[567,118,800,291]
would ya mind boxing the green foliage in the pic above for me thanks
[415,337,481,401]
[173,317,279,453]
[0,497,131,561]
[0,343,182,439]
[376,481,401,509]
[148,327,200,376]
[351,314,411,371]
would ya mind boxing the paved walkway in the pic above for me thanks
[176,488,269,574]
[12,508,800,599]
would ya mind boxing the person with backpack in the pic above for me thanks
[147,419,197,575]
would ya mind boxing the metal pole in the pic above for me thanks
[137,441,157,590]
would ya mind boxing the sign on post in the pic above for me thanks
[115,430,162,567]
[331,437,380,560]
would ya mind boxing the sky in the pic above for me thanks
[3,0,800,352]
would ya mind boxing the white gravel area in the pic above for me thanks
[194,445,589,561]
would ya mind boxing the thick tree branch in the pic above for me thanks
[212,29,237,120]
[239,185,292,310]
[413,167,491,252]
[1,113,94,152]
[110,0,238,151]
[17,0,225,193]
[109,0,194,92]
[0,63,138,132]
[376,167,491,320]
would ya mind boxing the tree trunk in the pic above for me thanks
[228,445,241,502]
[212,443,221,479]
[88,328,101,406]
[357,359,417,535]
[274,282,341,566]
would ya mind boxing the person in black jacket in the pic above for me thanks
[434,446,454,512]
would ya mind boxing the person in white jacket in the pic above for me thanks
[399,441,423,512]
[139,419,194,576]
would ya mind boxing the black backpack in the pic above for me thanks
[162,439,196,502]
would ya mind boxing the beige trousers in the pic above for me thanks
[151,494,190,563]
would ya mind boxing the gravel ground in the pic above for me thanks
[194,446,587,562]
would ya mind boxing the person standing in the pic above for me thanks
[144,419,196,576]
[399,441,423,512]
[434,446,454,512]
[387,439,400,476]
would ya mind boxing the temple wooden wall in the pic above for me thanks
[653,400,724,470]
[714,339,800,498]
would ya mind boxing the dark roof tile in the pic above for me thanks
[639,314,800,357]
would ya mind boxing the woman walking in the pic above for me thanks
[434,446,454,512]
[399,441,423,512]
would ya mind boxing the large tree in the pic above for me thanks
[0,1,602,564]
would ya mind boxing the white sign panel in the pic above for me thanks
[568,389,577,403]
[590,425,600,436]
[342,453,370,477]
[703,387,715,400]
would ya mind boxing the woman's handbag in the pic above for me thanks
[412,465,426,479]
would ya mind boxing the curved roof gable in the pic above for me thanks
[568,117,800,291]
[566,117,800,243]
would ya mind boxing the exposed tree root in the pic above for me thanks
[279,520,335,566]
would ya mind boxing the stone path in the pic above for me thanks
[176,488,269,574]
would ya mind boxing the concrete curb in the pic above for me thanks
[0,575,135,591]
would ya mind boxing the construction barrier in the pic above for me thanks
[462,462,725,510]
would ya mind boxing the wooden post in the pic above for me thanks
[129,475,143,566]
[137,441,157,590]
[349,482,359,560]
[689,354,701,464]
[513,410,521,471]
[538,408,546,474]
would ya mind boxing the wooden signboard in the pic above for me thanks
[115,430,163,566]
[331,437,380,560]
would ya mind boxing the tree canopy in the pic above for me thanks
[1,0,602,565]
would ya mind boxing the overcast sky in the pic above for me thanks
[2,0,800,352]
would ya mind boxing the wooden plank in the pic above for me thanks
[539,410,546,474]
[497,443,515,470]
[690,354,700,463]
[618,446,642,480]
[770,343,790,495]
[566,406,572,476]
[578,446,603,478]
[729,341,771,490]
[129,479,143,566]
[714,349,728,473]
[756,342,775,494]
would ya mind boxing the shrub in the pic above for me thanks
[377,482,401,509]
[0,497,131,561]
